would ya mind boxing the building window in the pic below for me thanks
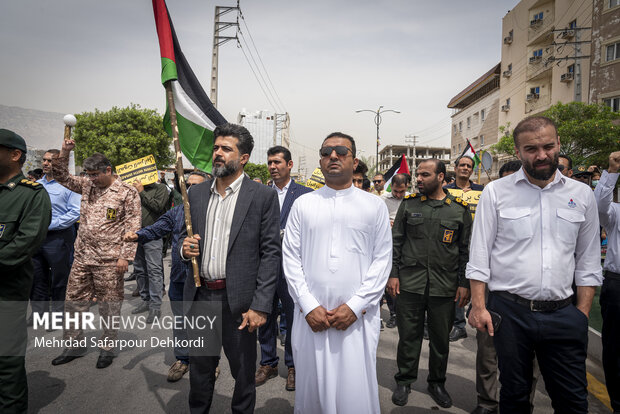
[533,11,544,21]
[606,42,620,62]
[458,143,461,152]
[530,86,540,94]
[459,121,463,132]
[508,63,512,71]
[568,64,575,73]
[610,0,620,8]
[569,19,577,29]
[480,135,485,146]
[604,97,620,112]
[481,109,486,121]
[453,125,457,134]
[533,49,543,57]
[506,98,511,107]
[467,117,471,128]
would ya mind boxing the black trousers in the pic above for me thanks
[31,227,75,315]
[258,271,294,368]
[601,276,620,412]
[489,292,588,414]
[188,287,257,414]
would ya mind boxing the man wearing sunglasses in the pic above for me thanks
[372,174,386,195]
[283,132,392,413]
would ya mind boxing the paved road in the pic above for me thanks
[25,257,611,413]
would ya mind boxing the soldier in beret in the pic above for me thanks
[0,129,52,413]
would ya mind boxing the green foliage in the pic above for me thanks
[244,162,270,183]
[490,103,620,168]
[73,104,174,168]
[543,102,620,168]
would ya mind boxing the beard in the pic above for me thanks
[418,178,440,196]
[212,157,241,178]
[522,152,559,181]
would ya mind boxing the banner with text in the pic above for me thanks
[116,155,158,186]
[447,189,482,219]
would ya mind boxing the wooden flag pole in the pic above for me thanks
[165,81,201,287]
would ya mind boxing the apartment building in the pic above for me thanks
[237,109,290,165]
[499,0,593,133]
[589,0,620,110]
[448,64,501,176]
[377,144,451,174]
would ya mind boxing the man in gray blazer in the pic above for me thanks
[181,123,281,414]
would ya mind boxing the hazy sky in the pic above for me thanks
[1,0,518,171]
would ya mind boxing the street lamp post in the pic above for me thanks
[356,106,400,173]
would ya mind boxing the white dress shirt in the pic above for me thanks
[594,170,620,274]
[466,167,602,300]
[273,178,291,209]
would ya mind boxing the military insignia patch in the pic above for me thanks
[443,229,454,243]
[106,208,117,220]
[0,224,5,238]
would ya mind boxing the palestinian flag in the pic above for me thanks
[384,153,410,191]
[152,0,227,172]
[460,139,481,169]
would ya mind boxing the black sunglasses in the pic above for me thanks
[319,146,353,157]
[373,180,383,183]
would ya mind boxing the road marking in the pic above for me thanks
[588,371,612,411]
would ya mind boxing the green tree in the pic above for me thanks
[73,104,174,168]
[490,103,620,167]
[244,162,270,183]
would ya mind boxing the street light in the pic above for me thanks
[356,106,400,173]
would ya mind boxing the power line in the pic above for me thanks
[236,38,279,111]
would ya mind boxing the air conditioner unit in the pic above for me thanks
[503,70,512,78]
[559,29,575,39]
[529,56,542,64]
[560,72,574,82]
[530,18,543,27]
[504,36,513,45]
[501,105,510,112]
[526,93,540,101]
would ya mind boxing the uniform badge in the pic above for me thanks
[410,213,422,218]
[568,199,576,208]
[442,229,454,243]
[0,224,5,238]
[106,208,117,220]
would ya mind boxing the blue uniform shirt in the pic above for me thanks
[37,175,81,231]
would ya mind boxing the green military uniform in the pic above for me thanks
[391,191,471,386]
[0,130,52,413]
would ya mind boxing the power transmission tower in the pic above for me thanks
[210,2,239,108]
[404,134,418,172]
[272,113,290,147]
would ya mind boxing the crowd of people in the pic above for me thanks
[0,115,618,414]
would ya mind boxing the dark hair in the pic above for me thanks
[267,145,291,163]
[499,160,522,177]
[373,173,384,180]
[392,173,408,186]
[83,153,112,172]
[189,170,209,179]
[213,123,254,157]
[354,160,368,175]
[445,172,455,183]
[513,116,557,146]
[420,158,446,176]
[559,153,573,170]
[28,169,43,179]
[323,132,356,158]
[362,177,371,191]
[45,149,60,155]
[455,155,474,168]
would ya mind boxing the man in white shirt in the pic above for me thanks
[282,132,392,413]
[594,150,620,413]
[467,116,602,414]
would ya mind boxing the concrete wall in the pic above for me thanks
[590,0,620,105]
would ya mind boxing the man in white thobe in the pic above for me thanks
[283,132,392,414]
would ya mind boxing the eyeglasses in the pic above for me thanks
[352,179,363,184]
[373,180,384,184]
[319,146,353,157]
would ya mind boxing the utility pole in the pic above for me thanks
[404,134,418,172]
[356,106,400,173]
[210,2,239,108]
[550,26,591,103]
[574,29,582,102]
[272,112,289,146]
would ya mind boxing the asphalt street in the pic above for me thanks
[25,256,611,413]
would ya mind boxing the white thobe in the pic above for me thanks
[282,185,392,414]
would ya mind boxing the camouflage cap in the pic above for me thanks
[573,165,592,177]
[0,129,27,153]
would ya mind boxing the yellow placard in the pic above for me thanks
[115,155,158,186]
[447,189,482,219]
[306,168,324,191]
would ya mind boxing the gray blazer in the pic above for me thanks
[181,176,281,317]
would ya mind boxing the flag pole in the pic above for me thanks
[165,81,201,287]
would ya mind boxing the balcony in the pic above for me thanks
[525,91,551,114]
[527,51,554,80]
[528,11,554,43]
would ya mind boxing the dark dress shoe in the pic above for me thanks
[146,309,161,323]
[427,383,452,408]
[471,406,497,414]
[96,350,116,369]
[449,326,467,342]
[52,347,87,365]
[392,384,411,406]
[386,315,397,329]
[132,301,150,314]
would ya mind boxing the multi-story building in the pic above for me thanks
[589,0,620,110]
[237,109,290,165]
[377,144,451,174]
[448,64,501,176]
[499,0,593,132]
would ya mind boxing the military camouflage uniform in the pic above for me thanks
[52,156,141,350]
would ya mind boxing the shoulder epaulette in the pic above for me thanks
[404,193,418,200]
[453,196,468,208]
[19,179,43,189]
